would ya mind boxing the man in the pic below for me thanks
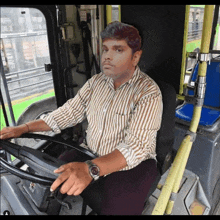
[0,21,163,215]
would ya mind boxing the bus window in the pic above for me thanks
[185,5,220,79]
[0,7,57,149]
[188,6,204,43]
[111,5,120,22]
[213,6,220,51]
[106,5,121,24]
[186,5,205,70]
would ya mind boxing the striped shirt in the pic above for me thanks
[41,66,163,171]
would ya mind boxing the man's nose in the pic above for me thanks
[103,50,113,60]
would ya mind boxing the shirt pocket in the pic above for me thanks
[114,111,130,133]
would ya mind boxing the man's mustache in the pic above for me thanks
[102,61,114,66]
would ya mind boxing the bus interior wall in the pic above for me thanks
[121,5,186,93]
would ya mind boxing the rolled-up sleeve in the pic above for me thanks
[116,91,163,170]
[41,79,92,134]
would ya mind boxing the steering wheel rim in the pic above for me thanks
[0,157,55,185]
[0,133,97,185]
[21,133,97,159]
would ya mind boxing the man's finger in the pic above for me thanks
[67,185,80,196]
[0,131,6,139]
[53,165,65,173]
[73,188,83,196]
[53,162,73,173]
[60,176,75,194]
[0,133,10,140]
[50,170,70,192]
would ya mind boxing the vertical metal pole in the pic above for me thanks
[0,52,15,164]
[209,5,219,50]
[0,52,16,126]
[0,89,10,127]
[91,8,97,65]
[98,5,103,66]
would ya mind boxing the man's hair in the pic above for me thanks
[101,21,142,54]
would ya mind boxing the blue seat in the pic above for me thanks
[175,59,220,127]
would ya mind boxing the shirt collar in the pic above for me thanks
[103,74,114,90]
[127,66,141,86]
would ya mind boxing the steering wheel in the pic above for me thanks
[0,133,97,186]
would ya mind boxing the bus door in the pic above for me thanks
[0,6,62,162]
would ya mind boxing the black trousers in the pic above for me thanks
[59,149,159,215]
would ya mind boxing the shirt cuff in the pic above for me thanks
[40,113,61,134]
[116,142,138,169]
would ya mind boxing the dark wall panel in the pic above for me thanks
[121,5,185,92]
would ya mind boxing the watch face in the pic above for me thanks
[91,166,99,175]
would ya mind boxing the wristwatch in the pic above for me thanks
[85,160,100,181]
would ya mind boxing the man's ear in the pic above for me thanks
[132,50,142,66]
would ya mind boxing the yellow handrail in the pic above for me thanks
[179,5,190,96]
[106,5,112,25]
[152,135,192,215]
[152,5,215,215]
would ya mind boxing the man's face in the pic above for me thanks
[101,39,141,81]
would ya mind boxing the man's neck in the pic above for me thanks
[113,67,136,90]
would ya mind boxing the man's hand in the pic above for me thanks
[0,120,52,140]
[50,162,93,196]
[0,126,27,140]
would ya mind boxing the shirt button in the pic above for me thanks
[99,129,102,133]
[103,109,107,113]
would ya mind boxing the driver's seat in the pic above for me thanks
[80,80,176,215]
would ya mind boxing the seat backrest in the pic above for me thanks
[155,80,176,174]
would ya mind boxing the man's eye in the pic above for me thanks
[102,48,108,53]
[116,49,123,53]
